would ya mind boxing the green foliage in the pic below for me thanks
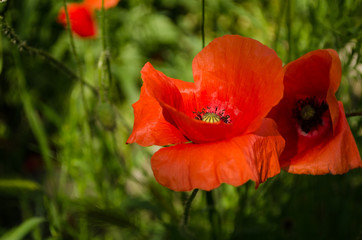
[0,217,44,240]
[0,0,361,239]
[0,179,40,195]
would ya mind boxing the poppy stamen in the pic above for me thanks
[292,97,328,134]
[193,106,231,124]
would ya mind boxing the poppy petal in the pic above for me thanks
[192,35,284,134]
[140,62,235,143]
[140,50,283,144]
[326,49,342,132]
[126,71,190,146]
[151,119,284,191]
[141,62,184,113]
[57,3,96,38]
[285,103,362,174]
[84,0,120,9]
[268,92,300,166]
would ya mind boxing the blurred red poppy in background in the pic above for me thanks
[127,35,285,191]
[57,3,96,38]
[57,0,120,38]
[269,49,362,174]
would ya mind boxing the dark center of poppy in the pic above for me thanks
[300,105,315,120]
[292,97,328,134]
[193,106,231,124]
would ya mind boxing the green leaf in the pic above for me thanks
[0,217,44,240]
[0,179,41,194]
[13,51,53,172]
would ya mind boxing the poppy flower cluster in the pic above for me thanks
[57,0,119,38]
[127,35,362,192]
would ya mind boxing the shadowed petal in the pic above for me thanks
[268,49,354,171]
[283,49,341,131]
[285,103,362,174]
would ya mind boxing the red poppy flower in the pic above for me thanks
[84,0,120,9]
[57,3,96,38]
[269,49,362,174]
[127,35,286,191]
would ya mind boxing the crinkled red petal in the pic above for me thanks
[151,119,284,191]
[126,85,188,147]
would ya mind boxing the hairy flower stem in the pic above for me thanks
[206,191,221,240]
[62,0,90,118]
[230,183,249,239]
[61,2,105,198]
[286,0,293,62]
[346,111,362,117]
[12,50,54,173]
[99,0,113,100]
[101,0,107,51]
[272,0,287,52]
[201,0,205,48]
[0,15,98,95]
[182,189,199,227]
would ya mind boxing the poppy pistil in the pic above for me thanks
[300,104,315,120]
[202,113,220,123]
[292,96,328,134]
[193,106,231,124]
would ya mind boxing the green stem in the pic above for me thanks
[0,15,98,95]
[272,0,287,52]
[230,183,249,240]
[201,0,205,48]
[101,0,107,51]
[346,111,362,117]
[99,0,114,100]
[12,50,54,172]
[99,0,106,101]
[206,191,220,240]
[97,51,106,102]
[182,189,199,227]
[61,0,89,117]
[62,2,101,202]
[286,0,293,62]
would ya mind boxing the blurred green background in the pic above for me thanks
[0,0,361,239]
